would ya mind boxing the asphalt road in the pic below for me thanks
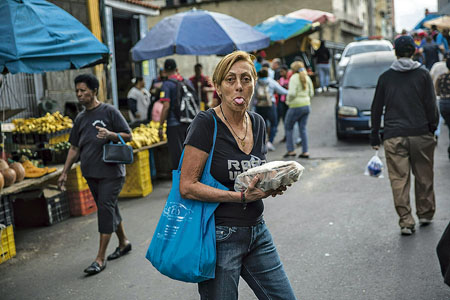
[1,91,450,300]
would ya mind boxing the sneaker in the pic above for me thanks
[400,227,415,235]
[266,142,276,151]
[419,218,432,226]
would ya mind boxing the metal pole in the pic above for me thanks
[367,0,375,37]
[105,6,119,108]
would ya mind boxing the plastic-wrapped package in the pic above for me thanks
[234,161,304,192]
[364,151,384,178]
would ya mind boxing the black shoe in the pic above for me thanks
[283,152,296,158]
[298,153,310,159]
[84,261,106,275]
[107,243,132,261]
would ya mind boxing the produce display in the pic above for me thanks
[21,159,56,178]
[234,161,305,192]
[0,160,16,187]
[12,111,73,134]
[127,121,167,149]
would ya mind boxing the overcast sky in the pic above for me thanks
[395,0,438,32]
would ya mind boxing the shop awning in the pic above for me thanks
[0,0,109,74]
[254,15,312,42]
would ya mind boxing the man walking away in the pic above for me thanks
[421,35,443,71]
[371,36,439,236]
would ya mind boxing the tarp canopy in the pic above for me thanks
[132,9,270,61]
[424,15,450,30]
[413,13,441,30]
[254,15,312,42]
[0,0,109,74]
[287,8,336,24]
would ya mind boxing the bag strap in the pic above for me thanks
[177,113,218,171]
[116,133,126,144]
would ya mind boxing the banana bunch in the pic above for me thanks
[13,112,73,134]
[127,121,167,149]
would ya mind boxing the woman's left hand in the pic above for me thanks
[96,126,112,140]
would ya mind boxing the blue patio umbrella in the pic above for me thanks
[254,15,312,42]
[0,0,109,74]
[131,9,270,61]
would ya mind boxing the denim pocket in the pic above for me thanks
[215,226,234,242]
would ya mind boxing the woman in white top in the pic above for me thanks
[127,77,150,124]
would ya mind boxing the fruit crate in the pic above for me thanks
[66,165,89,192]
[37,129,71,145]
[119,150,153,198]
[44,188,70,225]
[10,187,69,227]
[0,225,16,264]
[0,196,14,227]
[67,189,97,217]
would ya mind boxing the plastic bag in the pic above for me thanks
[234,161,304,192]
[365,151,384,178]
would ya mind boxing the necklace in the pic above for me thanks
[220,104,248,147]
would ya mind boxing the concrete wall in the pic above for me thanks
[48,0,90,28]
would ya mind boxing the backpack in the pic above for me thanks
[255,81,272,107]
[169,79,200,124]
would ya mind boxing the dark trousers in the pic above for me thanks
[167,123,189,170]
[85,177,125,234]
[383,134,436,228]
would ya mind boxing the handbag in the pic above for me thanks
[146,114,227,283]
[102,133,134,164]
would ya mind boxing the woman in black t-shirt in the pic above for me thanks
[180,51,297,299]
[58,74,133,276]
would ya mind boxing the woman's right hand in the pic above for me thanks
[244,176,273,202]
[57,173,67,191]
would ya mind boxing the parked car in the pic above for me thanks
[335,40,393,79]
[335,51,396,139]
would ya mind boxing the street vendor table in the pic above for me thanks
[0,163,79,196]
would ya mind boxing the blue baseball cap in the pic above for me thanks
[394,35,415,51]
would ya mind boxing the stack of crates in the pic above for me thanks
[66,165,97,216]
[0,225,16,264]
[11,188,70,227]
[119,150,153,198]
[0,196,14,228]
[44,187,70,225]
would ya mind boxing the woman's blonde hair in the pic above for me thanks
[212,51,257,87]
[290,61,307,90]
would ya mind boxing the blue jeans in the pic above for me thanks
[317,63,330,89]
[198,221,297,300]
[255,105,278,143]
[285,106,310,153]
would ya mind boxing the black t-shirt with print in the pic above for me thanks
[184,109,267,226]
[69,103,131,179]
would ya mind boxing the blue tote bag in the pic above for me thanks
[146,115,227,283]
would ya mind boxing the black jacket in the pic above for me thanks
[370,66,439,146]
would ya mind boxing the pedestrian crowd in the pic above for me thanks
[56,22,450,296]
